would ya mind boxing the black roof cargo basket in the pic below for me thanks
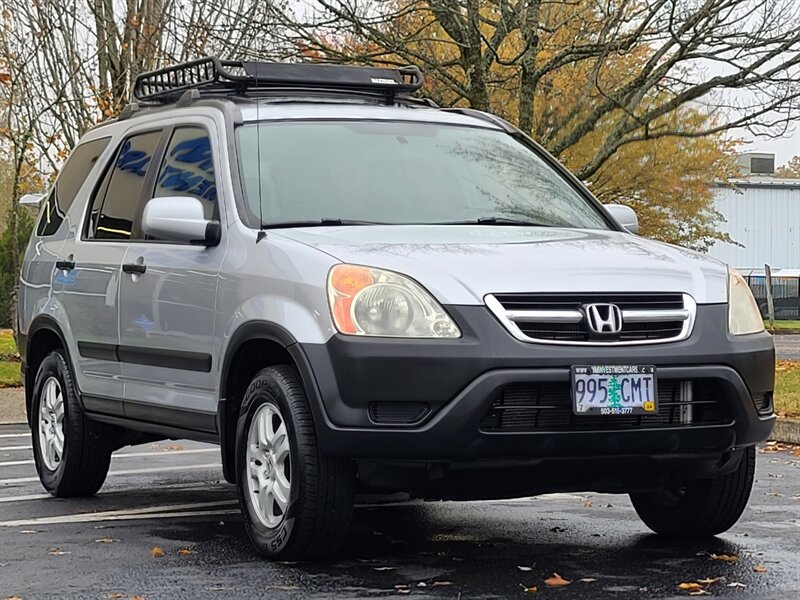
[133,57,424,105]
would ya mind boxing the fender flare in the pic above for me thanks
[23,315,74,425]
[218,321,325,484]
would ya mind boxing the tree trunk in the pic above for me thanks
[517,0,541,135]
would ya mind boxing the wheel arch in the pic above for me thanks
[218,321,324,484]
[24,315,73,427]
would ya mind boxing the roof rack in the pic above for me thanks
[133,57,425,105]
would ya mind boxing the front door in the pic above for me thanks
[118,124,226,432]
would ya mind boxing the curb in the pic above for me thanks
[771,418,800,444]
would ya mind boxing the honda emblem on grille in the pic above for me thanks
[584,303,623,334]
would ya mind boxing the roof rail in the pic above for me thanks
[133,57,425,105]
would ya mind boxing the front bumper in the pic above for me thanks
[297,304,775,463]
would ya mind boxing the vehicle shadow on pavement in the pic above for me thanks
[150,500,777,598]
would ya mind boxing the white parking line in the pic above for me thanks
[0,493,51,503]
[0,463,222,485]
[0,445,32,451]
[0,481,232,503]
[0,433,29,439]
[0,500,240,527]
[0,447,218,468]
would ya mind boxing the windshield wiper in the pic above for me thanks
[429,217,554,227]
[262,218,385,229]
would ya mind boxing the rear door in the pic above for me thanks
[63,129,165,404]
[21,136,112,380]
[117,122,226,431]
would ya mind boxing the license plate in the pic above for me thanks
[571,365,657,415]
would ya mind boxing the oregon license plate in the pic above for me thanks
[571,365,657,415]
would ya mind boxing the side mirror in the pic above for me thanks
[604,204,639,234]
[142,196,220,246]
[20,193,45,206]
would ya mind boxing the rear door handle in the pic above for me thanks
[122,263,146,275]
[55,260,75,271]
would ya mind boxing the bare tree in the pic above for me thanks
[270,0,800,180]
[0,0,286,322]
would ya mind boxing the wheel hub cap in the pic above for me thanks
[245,403,292,529]
[38,377,65,471]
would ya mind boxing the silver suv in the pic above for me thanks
[18,58,775,559]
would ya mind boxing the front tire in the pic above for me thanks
[31,350,112,497]
[236,365,355,559]
[630,446,756,537]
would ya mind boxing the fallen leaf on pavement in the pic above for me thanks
[545,573,571,587]
[517,566,533,572]
[105,594,126,599]
[150,546,165,558]
[689,590,711,596]
[678,582,703,590]
[578,578,598,583]
[130,596,146,600]
[518,583,537,593]
[710,553,738,562]
[697,577,723,584]
[177,548,195,556]
[727,582,747,588]
[94,538,119,544]
[432,581,452,586]
[48,548,70,556]
[4,596,22,600]
[373,566,397,571]
[753,565,767,573]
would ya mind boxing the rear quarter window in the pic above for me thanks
[37,137,111,237]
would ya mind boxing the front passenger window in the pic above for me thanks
[153,126,218,221]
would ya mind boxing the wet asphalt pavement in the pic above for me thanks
[0,422,798,600]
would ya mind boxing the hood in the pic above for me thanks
[273,225,729,305]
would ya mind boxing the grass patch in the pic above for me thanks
[766,320,800,331]
[0,329,21,387]
[0,360,21,387]
[775,361,800,417]
[0,328,17,360]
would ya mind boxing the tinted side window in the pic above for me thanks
[90,130,162,240]
[37,137,110,237]
[153,126,218,220]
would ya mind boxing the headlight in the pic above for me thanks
[728,268,764,335]
[327,265,461,338]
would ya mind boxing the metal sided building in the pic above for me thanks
[708,153,800,318]
[709,153,800,270]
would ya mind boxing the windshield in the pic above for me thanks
[236,120,610,229]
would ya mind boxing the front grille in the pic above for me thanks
[480,380,731,432]
[486,292,695,345]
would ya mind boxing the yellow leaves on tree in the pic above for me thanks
[334,0,740,249]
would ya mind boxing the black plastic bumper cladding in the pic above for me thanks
[297,304,775,461]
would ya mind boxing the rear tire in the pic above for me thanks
[236,365,355,559]
[630,446,756,537]
[31,350,112,497]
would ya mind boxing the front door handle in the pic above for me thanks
[122,263,146,275]
[55,260,75,271]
